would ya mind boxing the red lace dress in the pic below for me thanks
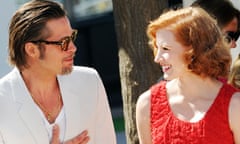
[151,81,237,144]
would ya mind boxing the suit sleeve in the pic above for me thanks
[94,72,117,144]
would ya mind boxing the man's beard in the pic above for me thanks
[61,66,73,75]
[38,50,75,75]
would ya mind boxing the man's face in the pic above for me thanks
[37,17,77,75]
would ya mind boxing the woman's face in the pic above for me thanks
[222,17,239,48]
[154,29,189,81]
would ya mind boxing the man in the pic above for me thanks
[192,0,240,48]
[0,0,116,143]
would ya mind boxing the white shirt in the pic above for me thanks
[35,105,66,143]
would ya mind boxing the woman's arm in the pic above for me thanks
[136,90,152,144]
[229,92,240,144]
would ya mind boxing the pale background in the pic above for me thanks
[0,1,16,77]
[0,0,239,77]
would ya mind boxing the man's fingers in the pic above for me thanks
[51,124,60,144]
[75,130,89,143]
[66,130,90,144]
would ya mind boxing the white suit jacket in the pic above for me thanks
[0,66,116,144]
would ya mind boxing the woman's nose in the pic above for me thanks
[154,49,162,63]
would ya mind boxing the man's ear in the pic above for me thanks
[24,42,39,58]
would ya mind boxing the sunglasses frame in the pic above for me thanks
[31,29,78,51]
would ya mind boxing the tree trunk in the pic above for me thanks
[112,1,168,143]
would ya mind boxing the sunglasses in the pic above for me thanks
[31,29,78,51]
[225,31,240,43]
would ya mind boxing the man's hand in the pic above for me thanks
[51,124,90,144]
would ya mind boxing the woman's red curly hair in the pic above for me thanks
[147,7,231,79]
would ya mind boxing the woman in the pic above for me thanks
[136,7,240,144]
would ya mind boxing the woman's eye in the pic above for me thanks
[162,47,169,50]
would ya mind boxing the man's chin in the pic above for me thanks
[60,67,73,75]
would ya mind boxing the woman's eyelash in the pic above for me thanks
[162,47,169,50]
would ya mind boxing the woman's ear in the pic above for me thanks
[24,42,39,58]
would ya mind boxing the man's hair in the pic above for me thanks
[8,0,66,69]
[191,0,240,29]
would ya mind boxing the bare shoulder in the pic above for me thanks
[229,91,240,123]
[136,90,151,113]
[230,92,240,108]
[136,90,152,144]
[229,92,240,143]
[136,90,151,127]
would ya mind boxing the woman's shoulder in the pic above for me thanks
[229,91,240,143]
[137,81,167,113]
[230,91,240,110]
[137,90,151,112]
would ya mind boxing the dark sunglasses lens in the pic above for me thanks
[61,30,78,51]
[235,31,240,41]
[227,31,240,41]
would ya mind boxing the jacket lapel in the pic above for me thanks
[57,73,98,141]
[58,75,82,139]
[12,68,49,143]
